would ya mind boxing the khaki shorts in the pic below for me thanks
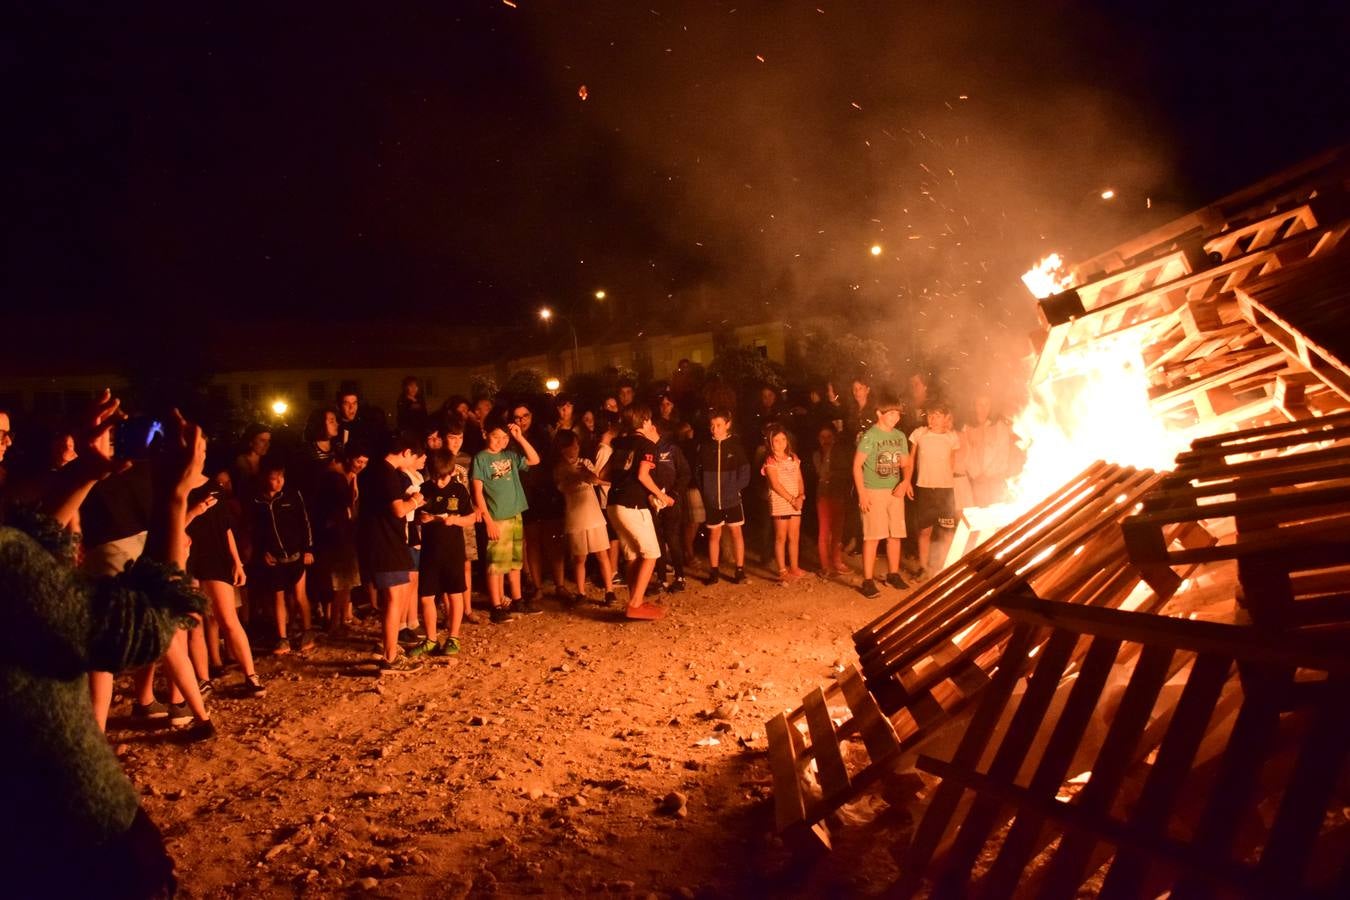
[486,514,524,574]
[862,487,907,541]
[607,504,662,561]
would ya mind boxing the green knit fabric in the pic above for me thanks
[0,511,205,854]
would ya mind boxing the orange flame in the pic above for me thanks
[1020,253,1074,299]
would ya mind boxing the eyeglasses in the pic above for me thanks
[513,413,531,421]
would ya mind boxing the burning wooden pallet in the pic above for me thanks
[894,593,1350,900]
[1031,176,1350,433]
[766,414,1349,862]
[764,461,1220,847]
[1123,409,1350,629]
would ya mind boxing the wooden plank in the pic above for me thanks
[1253,674,1350,891]
[892,624,1042,900]
[836,663,902,764]
[915,754,1260,897]
[1170,663,1291,900]
[1098,652,1233,900]
[998,592,1350,672]
[927,628,1081,896]
[766,713,807,832]
[802,688,851,804]
[1178,415,1350,458]
[1038,642,1176,900]
[976,635,1123,900]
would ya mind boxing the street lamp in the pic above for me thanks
[870,244,883,256]
[538,306,580,375]
[271,399,289,417]
[594,289,606,300]
[545,377,561,393]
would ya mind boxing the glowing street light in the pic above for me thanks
[538,306,553,321]
[870,244,883,256]
[271,399,289,416]
[594,289,606,300]
[545,377,561,392]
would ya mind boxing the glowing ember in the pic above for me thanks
[1020,252,1074,299]
[1100,188,1116,200]
[578,84,588,101]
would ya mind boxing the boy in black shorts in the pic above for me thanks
[697,409,750,584]
[408,450,478,657]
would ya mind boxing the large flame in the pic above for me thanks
[1020,253,1074,299]
[1008,335,1187,507]
[966,256,1193,533]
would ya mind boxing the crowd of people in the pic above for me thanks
[0,364,1019,893]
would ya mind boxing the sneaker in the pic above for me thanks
[602,591,618,607]
[406,638,438,659]
[885,572,909,590]
[273,637,292,656]
[860,579,881,598]
[182,719,217,743]
[241,675,267,698]
[167,703,194,726]
[732,567,746,584]
[517,596,544,615]
[489,606,514,624]
[669,578,686,594]
[208,664,227,680]
[435,636,461,656]
[131,700,169,721]
[197,679,214,699]
[397,628,419,645]
[705,568,720,586]
[378,653,419,672]
[611,571,626,587]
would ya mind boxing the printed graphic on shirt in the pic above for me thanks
[874,449,904,479]
[490,458,513,480]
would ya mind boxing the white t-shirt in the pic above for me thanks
[592,443,613,508]
[910,427,960,489]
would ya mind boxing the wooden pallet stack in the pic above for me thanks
[765,461,1217,847]
[1030,149,1350,434]
[765,150,1350,890]
[892,415,1350,898]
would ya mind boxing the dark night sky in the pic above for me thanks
[5,1,1348,358]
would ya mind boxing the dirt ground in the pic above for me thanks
[116,556,920,898]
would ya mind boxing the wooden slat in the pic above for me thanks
[836,663,902,763]
[1038,642,1176,900]
[976,635,1123,900]
[765,713,806,832]
[999,592,1350,672]
[892,624,1042,900]
[915,755,1260,897]
[802,688,851,804]
[1254,674,1350,890]
[1098,652,1234,900]
[927,628,1081,896]
[1170,663,1291,900]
